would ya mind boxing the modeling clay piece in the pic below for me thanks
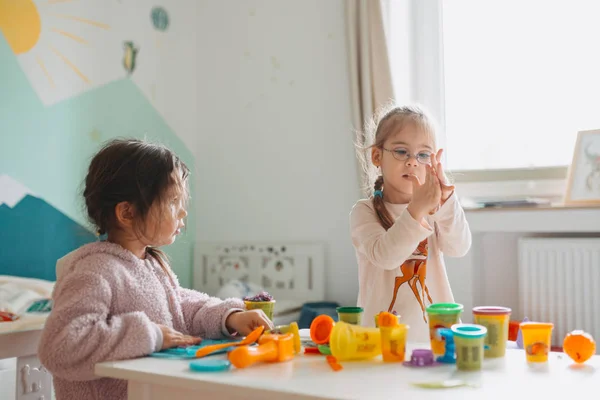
[411,380,478,389]
[326,355,343,371]
[516,317,529,349]
[563,330,596,364]
[228,333,295,369]
[244,291,274,302]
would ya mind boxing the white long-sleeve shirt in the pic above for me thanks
[350,192,472,343]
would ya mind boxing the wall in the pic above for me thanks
[0,0,197,285]
[192,0,362,305]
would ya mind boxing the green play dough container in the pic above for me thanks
[336,307,364,325]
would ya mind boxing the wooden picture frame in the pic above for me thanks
[564,129,600,205]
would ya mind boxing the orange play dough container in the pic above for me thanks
[310,315,335,345]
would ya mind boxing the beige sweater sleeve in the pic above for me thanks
[350,201,433,270]
[430,192,472,257]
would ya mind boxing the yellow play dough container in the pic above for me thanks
[244,300,275,320]
[426,303,463,356]
[520,322,553,363]
[380,324,409,362]
[329,321,381,361]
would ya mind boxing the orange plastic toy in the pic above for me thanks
[195,326,264,358]
[310,315,335,345]
[228,333,295,369]
[563,330,596,364]
[377,311,400,328]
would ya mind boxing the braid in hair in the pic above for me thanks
[146,247,176,287]
[372,175,394,230]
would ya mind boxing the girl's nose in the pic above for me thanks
[405,156,419,167]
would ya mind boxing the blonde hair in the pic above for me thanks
[355,103,438,230]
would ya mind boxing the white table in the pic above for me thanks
[0,322,53,400]
[95,341,600,400]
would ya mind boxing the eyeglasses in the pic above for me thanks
[383,148,432,164]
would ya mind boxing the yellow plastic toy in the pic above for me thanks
[519,322,553,363]
[378,312,409,362]
[329,321,381,361]
[228,333,295,369]
[267,322,301,354]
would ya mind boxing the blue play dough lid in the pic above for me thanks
[189,359,231,372]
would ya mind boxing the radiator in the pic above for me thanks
[518,237,600,351]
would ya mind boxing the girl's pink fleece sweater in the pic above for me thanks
[38,241,244,400]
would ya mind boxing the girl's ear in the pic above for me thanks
[114,202,135,228]
[371,147,382,167]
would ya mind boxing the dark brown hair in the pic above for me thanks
[83,138,189,278]
[355,104,437,230]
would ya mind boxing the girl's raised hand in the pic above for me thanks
[433,149,455,204]
[406,165,442,222]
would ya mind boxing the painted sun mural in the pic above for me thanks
[0,0,168,106]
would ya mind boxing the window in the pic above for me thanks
[388,0,600,179]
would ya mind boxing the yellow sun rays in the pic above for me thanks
[50,14,110,30]
[47,0,77,4]
[0,0,112,93]
[51,28,88,45]
[50,46,90,84]
[36,57,55,88]
[38,8,111,88]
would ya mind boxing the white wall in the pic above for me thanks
[132,1,200,154]
[193,0,361,305]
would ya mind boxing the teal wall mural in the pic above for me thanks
[0,194,96,281]
[0,28,196,286]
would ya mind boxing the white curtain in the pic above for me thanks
[345,0,395,135]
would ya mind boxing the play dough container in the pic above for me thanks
[472,306,511,358]
[426,303,464,356]
[244,300,275,320]
[310,315,335,345]
[451,324,487,371]
[336,307,364,325]
[380,324,409,362]
[244,292,276,320]
[520,322,554,363]
[329,321,381,361]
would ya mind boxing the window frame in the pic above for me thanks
[399,0,568,200]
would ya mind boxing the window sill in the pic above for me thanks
[455,178,566,206]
